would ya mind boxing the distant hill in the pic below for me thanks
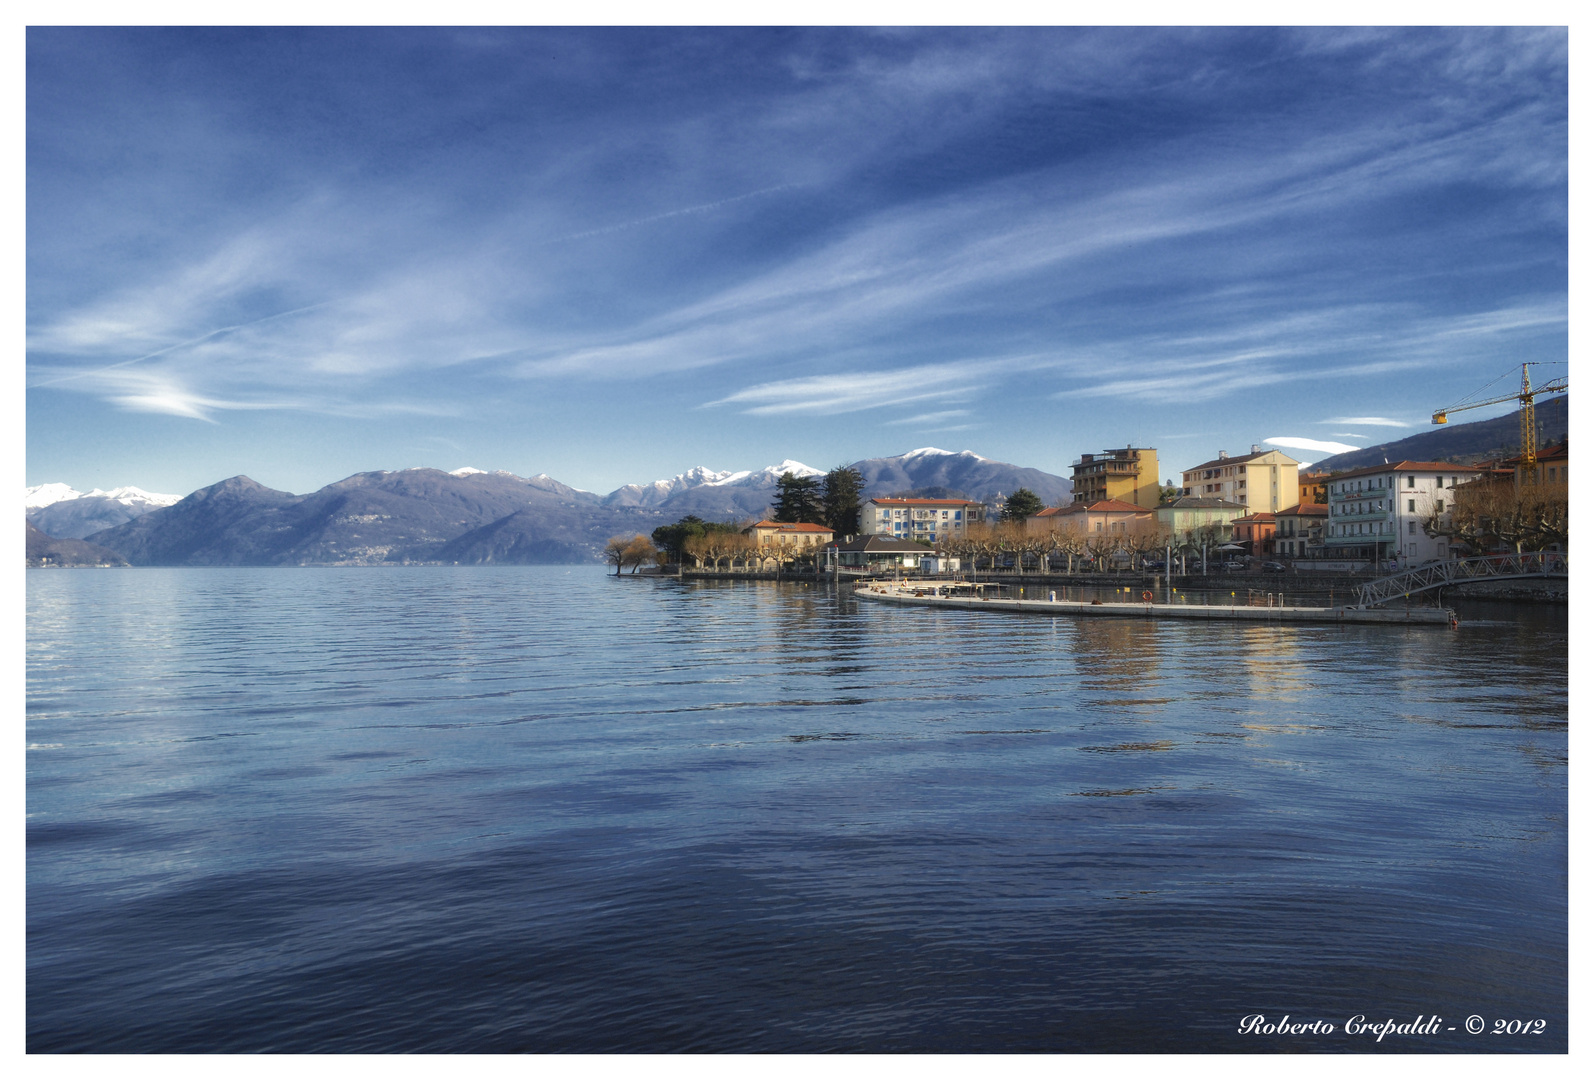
[86,470,664,567]
[1309,395,1567,473]
[26,521,128,567]
[848,448,1071,505]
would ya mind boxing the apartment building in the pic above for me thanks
[1070,446,1160,508]
[860,497,983,544]
[1321,461,1480,563]
[1180,446,1299,514]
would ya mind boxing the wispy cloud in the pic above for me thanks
[886,409,971,426]
[1323,416,1416,427]
[708,362,999,416]
[1266,436,1360,455]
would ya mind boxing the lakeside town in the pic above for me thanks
[614,438,1570,591]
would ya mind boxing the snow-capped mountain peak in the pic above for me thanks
[26,483,180,510]
[899,447,987,462]
[25,483,82,509]
[450,467,487,477]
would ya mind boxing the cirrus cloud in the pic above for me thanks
[1266,436,1361,455]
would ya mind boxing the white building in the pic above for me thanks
[1322,461,1480,564]
[860,498,983,544]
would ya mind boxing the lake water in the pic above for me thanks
[26,566,1567,1052]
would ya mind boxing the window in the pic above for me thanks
[1407,475,1415,488]
[1409,521,1416,535]
[1408,499,1415,513]
[1436,501,1444,513]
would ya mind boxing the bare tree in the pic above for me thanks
[1445,478,1568,554]
[1085,531,1119,570]
[1048,525,1085,574]
[1123,520,1168,568]
[604,535,632,576]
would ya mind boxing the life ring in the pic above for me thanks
[1141,590,1154,602]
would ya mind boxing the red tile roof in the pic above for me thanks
[1327,461,1481,482]
[1502,440,1568,466]
[1041,499,1149,516]
[1276,503,1328,517]
[745,520,833,532]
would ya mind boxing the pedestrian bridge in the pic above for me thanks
[1355,551,1567,608]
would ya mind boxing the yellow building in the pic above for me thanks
[1070,446,1160,508]
[1180,446,1300,514]
[742,520,834,549]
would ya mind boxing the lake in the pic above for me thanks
[26,565,1567,1052]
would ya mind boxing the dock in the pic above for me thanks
[853,582,1456,626]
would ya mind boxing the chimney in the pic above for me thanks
[1251,444,1261,454]
[1217,450,1228,460]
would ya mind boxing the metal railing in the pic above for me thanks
[1354,551,1567,607]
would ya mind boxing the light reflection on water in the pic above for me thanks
[27,566,1566,1052]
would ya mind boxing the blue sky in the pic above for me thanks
[26,26,1568,497]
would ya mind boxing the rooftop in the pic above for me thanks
[1039,498,1150,516]
[745,520,833,533]
[1183,448,1300,473]
[1328,460,1483,482]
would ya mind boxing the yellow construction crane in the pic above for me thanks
[1432,362,1568,475]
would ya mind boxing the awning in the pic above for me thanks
[1216,543,1247,551]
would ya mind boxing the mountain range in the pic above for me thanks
[30,448,1073,566]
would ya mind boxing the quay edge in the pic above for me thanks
[854,583,1457,626]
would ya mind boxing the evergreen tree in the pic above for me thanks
[821,466,865,535]
[1001,488,1045,522]
[772,472,824,523]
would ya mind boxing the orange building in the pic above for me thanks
[1230,511,1277,557]
[1299,472,1334,505]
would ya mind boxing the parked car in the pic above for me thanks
[1143,559,1165,570]
[1221,560,1246,571]
[1261,561,1286,572]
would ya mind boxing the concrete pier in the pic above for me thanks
[854,583,1456,625]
